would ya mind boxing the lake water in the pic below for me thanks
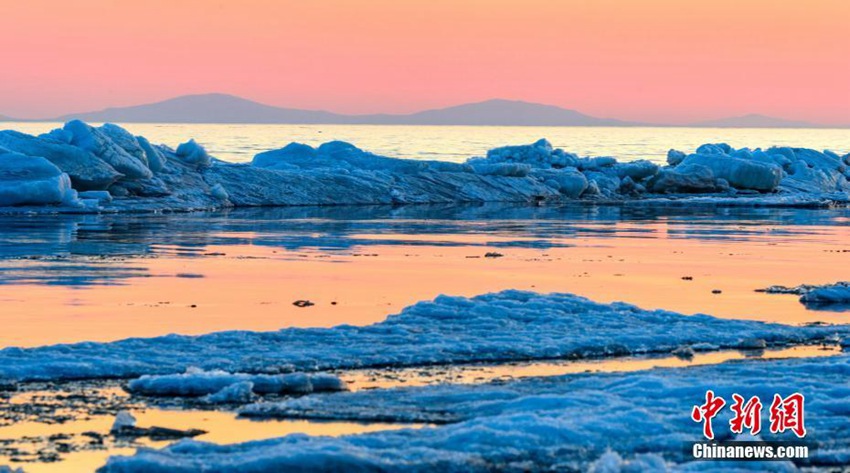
[4,122,850,164]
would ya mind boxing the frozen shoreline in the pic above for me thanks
[1,122,850,214]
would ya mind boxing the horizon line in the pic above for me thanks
[1,93,846,129]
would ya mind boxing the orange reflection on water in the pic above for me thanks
[1,222,850,347]
[343,344,841,390]
[0,406,418,473]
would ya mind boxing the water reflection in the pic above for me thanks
[0,203,848,288]
[2,203,850,347]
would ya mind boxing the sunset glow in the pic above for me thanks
[2,0,848,124]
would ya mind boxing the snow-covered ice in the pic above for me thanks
[801,284,850,304]
[101,354,850,471]
[202,381,257,404]
[759,282,850,306]
[0,122,849,213]
[126,369,346,397]
[0,290,845,382]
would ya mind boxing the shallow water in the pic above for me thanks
[1,204,850,348]
[4,122,850,163]
[342,344,842,390]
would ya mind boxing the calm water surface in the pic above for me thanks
[1,204,849,348]
[5,122,850,163]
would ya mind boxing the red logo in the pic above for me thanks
[691,390,726,440]
[769,393,806,438]
[692,391,806,439]
[729,394,762,435]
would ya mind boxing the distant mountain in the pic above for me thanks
[55,93,349,124]
[692,114,820,128]
[37,95,843,127]
[53,94,637,126]
[364,99,633,126]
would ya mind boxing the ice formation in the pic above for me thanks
[126,369,347,397]
[801,284,850,304]
[111,410,137,433]
[0,122,849,213]
[0,152,80,207]
[101,354,850,471]
[760,282,850,305]
[0,290,845,382]
[202,381,257,404]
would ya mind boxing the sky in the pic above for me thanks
[1,0,848,124]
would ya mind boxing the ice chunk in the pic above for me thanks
[209,183,229,201]
[111,410,137,432]
[202,381,257,404]
[175,139,211,169]
[680,154,781,192]
[649,163,718,193]
[667,149,686,166]
[577,156,617,171]
[473,139,581,170]
[63,120,153,180]
[78,190,113,203]
[584,171,621,197]
[0,152,80,207]
[126,370,346,397]
[614,160,659,181]
[136,136,167,173]
[254,140,468,175]
[309,373,348,392]
[759,281,850,306]
[99,124,148,167]
[0,130,121,190]
[801,283,850,304]
[482,138,560,168]
[530,169,588,197]
[252,142,317,169]
[470,162,531,177]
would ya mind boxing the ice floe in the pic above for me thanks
[126,369,346,397]
[101,354,850,471]
[0,290,846,382]
[0,122,849,213]
[759,282,850,306]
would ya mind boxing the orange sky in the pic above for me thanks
[1,0,848,124]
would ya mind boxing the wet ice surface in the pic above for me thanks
[3,204,850,470]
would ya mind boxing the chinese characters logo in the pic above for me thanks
[691,391,806,439]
